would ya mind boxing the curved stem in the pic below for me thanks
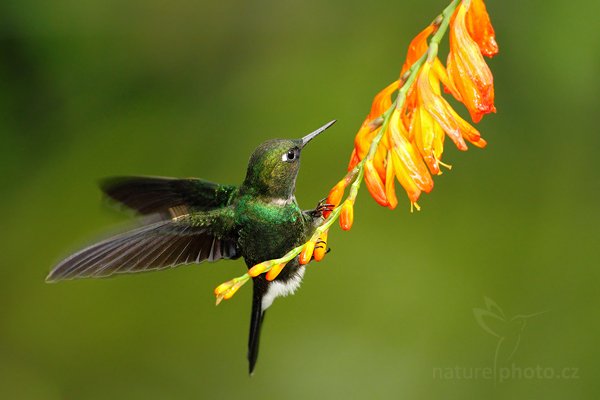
[214,0,463,304]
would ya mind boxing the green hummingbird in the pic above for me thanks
[47,120,336,374]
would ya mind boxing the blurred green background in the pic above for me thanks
[1,0,599,398]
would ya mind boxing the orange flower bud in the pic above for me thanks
[299,241,316,265]
[265,262,286,281]
[364,159,389,207]
[327,180,347,208]
[313,231,328,262]
[248,261,270,278]
[339,199,354,231]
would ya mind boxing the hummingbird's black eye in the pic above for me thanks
[282,149,298,162]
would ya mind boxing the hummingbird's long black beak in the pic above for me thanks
[300,120,336,148]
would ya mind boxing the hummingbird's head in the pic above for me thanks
[242,120,336,200]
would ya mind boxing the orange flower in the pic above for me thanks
[401,25,435,75]
[389,109,434,193]
[465,0,498,58]
[417,61,487,149]
[364,159,389,207]
[448,1,496,123]
[409,64,449,176]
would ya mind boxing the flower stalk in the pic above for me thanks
[215,0,498,304]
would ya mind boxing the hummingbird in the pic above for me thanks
[47,120,337,374]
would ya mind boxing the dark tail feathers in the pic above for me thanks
[248,284,267,375]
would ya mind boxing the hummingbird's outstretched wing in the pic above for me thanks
[47,210,239,282]
[101,176,238,215]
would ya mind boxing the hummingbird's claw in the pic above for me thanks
[311,200,335,219]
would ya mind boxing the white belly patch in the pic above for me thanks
[261,267,306,310]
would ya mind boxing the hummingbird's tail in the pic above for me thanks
[248,281,267,375]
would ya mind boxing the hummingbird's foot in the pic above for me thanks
[311,199,335,219]
[315,240,331,254]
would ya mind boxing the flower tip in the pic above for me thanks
[472,137,487,148]
[482,42,499,58]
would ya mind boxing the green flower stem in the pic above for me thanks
[215,0,463,303]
